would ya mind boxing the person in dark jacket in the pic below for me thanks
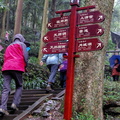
[112,58,120,81]
[58,53,68,88]
[0,34,28,115]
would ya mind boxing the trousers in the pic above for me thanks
[0,70,23,110]
[47,64,59,83]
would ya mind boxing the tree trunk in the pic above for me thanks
[14,0,24,35]
[73,0,114,120]
[6,0,10,31]
[38,0,49,62]
[50,0,56,18]
[1,0,8,38]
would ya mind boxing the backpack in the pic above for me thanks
[116,64,120,72]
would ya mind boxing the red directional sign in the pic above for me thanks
[77,11,105,25]
[43,28,69,43]
[42,42,68,54]
[75,38,104,52]
[47,16,69,29]
[76,24,104,38]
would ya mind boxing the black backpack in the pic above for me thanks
[116,64,120,72]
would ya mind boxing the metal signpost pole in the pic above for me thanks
[63,0,80,120]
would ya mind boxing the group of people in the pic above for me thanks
[40,53,68,92]
[0,34,68,116]
[2,33,120,116]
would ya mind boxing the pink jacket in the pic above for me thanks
[2,34,28,72]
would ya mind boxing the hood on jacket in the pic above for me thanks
[13,34,25,42]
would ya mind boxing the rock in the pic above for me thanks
[33,100,61,117]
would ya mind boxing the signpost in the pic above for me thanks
[47,16,69,29]
[70,0,80,6]
[42,42,68,54]
[76,24,104,38]
[42,0,105,119]
[77,11,105,25]
[75,38,104,52]
[43,28,69,43]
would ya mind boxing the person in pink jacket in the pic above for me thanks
[0,34,28,116]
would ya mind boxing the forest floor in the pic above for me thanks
[25,80,120,120]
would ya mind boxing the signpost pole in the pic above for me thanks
[64,1,79,120]
[42,0,104,119]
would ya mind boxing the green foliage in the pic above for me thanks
[72,112,95,120]
[28,56,38,64]
[111,0,120,32]
[107,40,115,51]
[23,77,46,89]
[23,63,49,89]
[29,42,40,57]
[0,1,7,11]
[103,80,120,105]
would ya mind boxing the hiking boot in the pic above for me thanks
[46,84,54,93]
[0,108,9,116]
[10,103,19,111]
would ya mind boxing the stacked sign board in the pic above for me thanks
[42,7,105,54]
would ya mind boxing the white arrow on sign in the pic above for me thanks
[96,43,102,48]
[98,15,104,21]
[97,29,102,34]
[42,48,48,52]
[48,23,52,27]
[43,36,48,41]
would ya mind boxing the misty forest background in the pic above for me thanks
[0,0,120,119]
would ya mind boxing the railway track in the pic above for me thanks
[0,88,65,120]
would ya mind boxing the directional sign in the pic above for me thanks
[76,38,104,52]
[42,42,68,54]
[77,11,105,25]
[76,24,104,38]
[43,28,69,43]
[47,16,69,29]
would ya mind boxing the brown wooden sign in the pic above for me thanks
[77,11,105,25]
[42,42,68,54]
[76,24,104,38]
[43,28,69,43]
[75,38,104,52]
[47,16,69,29]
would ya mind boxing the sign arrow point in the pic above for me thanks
[43,48,48,52]
[98,15,104,21]
[97,29,102,34]
[97,43,102,48]
[44,36,49,41]
[48,23,52,27]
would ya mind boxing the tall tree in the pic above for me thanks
[14,0,24,35]
[1,0,8,38]
[38,0,49,62]
[6,0,11,31]
[50,0,56,18]
[73,0,115,120]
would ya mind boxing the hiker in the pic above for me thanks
[0,34,28,115]
[112,58,120,81]
[58,53,68,88]
[5,31,9,43]
[40,54,63,92]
